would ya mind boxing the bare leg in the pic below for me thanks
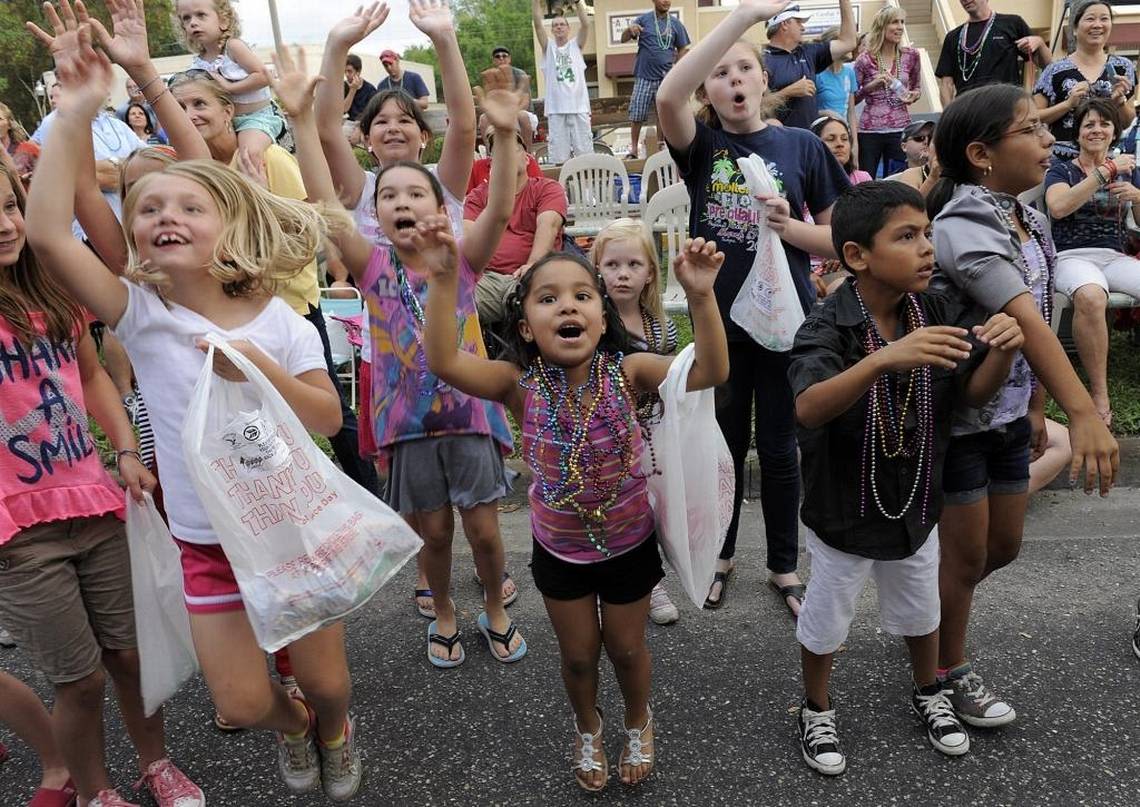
[0,671,70,790]
[416,507,462,663]
[543,594,605,790]
[1070,285,1111,422]
[458,502,522,657]
[600,595,654,784]
[800,645,834,711]
[101,649,165,772]
[904,630,940,688]
[52,669,113,801]
[1028,420,1072,495]
[286,622,351,743]
[189,610,308,735]
[629,121,643,158]
[937,500,989,669]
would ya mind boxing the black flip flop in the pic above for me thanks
[704,568,733,610]
[769,580,806,619]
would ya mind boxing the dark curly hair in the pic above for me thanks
[500,251,632,370]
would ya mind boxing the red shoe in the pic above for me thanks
[27,779,78,807]
[135,759,205,807]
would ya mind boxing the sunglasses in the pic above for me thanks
[909,134,930,143]
[167,68,215,88]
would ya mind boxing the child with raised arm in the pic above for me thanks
[175,0,282,171]
[655,0,850,614]
[271,46,527,668]
[790,181,1025,775]
[26,28,363,802]
[423,225,728,788]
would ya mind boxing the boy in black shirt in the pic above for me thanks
[788,182,1024,775]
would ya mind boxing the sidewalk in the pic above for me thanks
[1,491,1138,806]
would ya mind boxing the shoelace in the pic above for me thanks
[281,733,317,772]
[957,671,998,709]
[802,710,840,751]
[136,760,200,802]
[323,742,356,779]
[91,789,134,807]
[574,729,605,773]
[916,691,961,730]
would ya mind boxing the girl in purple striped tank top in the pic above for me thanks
[423,231,729,792]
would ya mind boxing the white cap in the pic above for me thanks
[767,5,812,30]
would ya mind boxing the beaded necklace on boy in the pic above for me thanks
[852,282,935,523]
[391,248,456,396]
[520,352,656,557]
[957,13,997,84]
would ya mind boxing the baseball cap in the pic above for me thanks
[492,46,510,57]
[902,120,935,142]
[380,49,398,64]
[767,5,812,30]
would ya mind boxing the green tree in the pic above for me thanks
[403,0,534,101]
[0,0,184,131]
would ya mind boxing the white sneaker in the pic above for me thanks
[648,583,679,625]
[0,627,15,648]
[319,715,363,802]
[276,701,320,794]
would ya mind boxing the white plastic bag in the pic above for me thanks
[729,153,805,352]
[642,345,735,608]
[183,335,422,652]
[126,492,198,717]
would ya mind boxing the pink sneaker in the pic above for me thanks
[135,759,205,807]
[27,779,77,807]
[87,790,140,807]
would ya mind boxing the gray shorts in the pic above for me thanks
[385,434,508,514]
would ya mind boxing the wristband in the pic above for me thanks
[1104,160,1119,181]
[116,449,144,467]
[136,74,163,97]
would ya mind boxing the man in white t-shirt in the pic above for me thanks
[532,0,592,164]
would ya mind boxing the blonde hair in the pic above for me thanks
[865,6,906,59]
[696,39,782,129]
[122,160,349,297]
[119,146,178,199]
[589,218,665,324]
[0,103,28,146]
[175,0,242,54]
[0,163,83,346]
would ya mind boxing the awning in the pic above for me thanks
[604,53,636,79]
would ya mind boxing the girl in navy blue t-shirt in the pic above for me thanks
[656,0,848,615]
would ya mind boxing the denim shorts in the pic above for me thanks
[942,416,1031,505]
[234,104,285,141]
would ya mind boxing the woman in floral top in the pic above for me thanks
[853,6,921,178]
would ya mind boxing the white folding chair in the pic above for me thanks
[558,153,630,237]
[319,287,363,409]
[639,148,679,219]
[642,182,691,315]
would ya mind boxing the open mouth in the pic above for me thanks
[557,323,584,339]
[733,93,746,105]
[154,232,188,247]
[393,217,416,232]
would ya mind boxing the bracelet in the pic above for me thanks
[1093,167,1108,186]
[1104,160,1119,181]
[143,86,169,107]
[136,74,163,97]
[116,449,144,467]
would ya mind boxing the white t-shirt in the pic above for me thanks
[542,39,590,115]
[112,281,327,544]
[351,165,465,362]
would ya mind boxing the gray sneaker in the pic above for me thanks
[0,627,15,648]
[942,663,1016,727]
[277,710,320,794]
[319,715,362,802]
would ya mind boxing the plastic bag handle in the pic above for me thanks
[658,344,701,417]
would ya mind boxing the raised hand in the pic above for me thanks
[972,313,1023,352]
[876,326,972,372]
[738,0,793,23]
[481,88,525,134]
[328,2,390,47]
[672,237,724,298]
[268,46,323,120]
[87,0,150,70]
[411,215,459,279]
[25,0,88,73]
[410,0,456,40]
[46,22,113,121]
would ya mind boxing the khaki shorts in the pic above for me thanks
[474,270,519,325]
[0,513,136,683]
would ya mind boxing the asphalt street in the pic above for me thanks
[1,486,1138,807]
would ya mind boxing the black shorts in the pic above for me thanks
[530,533,664,605]
[942,416,1031,505]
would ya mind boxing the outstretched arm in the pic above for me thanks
[91,0,210,160]
[656,0,791,153]
[829,0,856,61]
[575,0,589,49]
[411,0,475,200]
[25,18,128,326]
[421,217,522,406]
[531,0,548,52]
[462,89,522,272]
[315,3,390,207]
[269,47,374,282]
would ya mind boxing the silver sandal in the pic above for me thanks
[618,707,654,785]
[572,708,608,792]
